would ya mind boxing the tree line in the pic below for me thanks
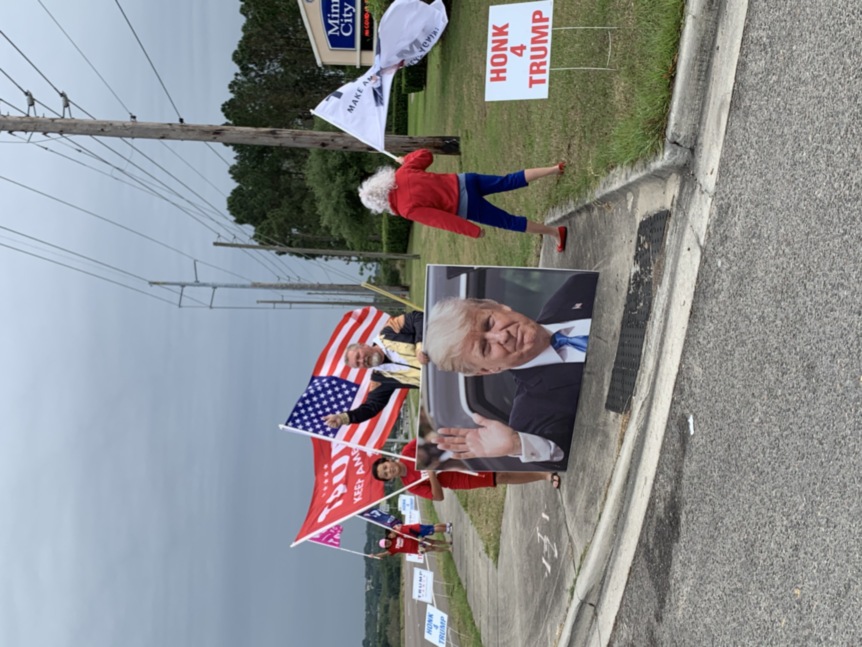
[222,0,412,256]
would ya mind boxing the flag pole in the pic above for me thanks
[354,478,429,515]
[363,516,440,543]
[361,282,423,311]
[309,542,382,560]
[362,515,426,542]
[290,476,430,548]
[278,424,417,462]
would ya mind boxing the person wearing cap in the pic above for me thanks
[372,532,451,559]
[394,521,452,539]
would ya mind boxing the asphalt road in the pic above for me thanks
[611,1,862,645]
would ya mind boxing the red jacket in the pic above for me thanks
[389,149,482,238]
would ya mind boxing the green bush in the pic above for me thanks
[305,145,386,250]
[305,118,414,253]
[365,0,391,20]
[400,59,427,93]
[381,212,411,253]
[389,78,410,135]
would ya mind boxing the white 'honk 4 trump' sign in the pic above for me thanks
[484,1,553,101]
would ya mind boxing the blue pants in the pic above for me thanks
[463,171,529,232]
[409,524,436,538]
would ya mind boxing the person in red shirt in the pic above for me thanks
[394,522,451,539]
[357,149,568,251]
[371,438,560,501]
[372,532,451,559]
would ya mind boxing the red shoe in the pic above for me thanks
[556,226,568,253]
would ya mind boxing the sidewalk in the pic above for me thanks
[434,0,748,644]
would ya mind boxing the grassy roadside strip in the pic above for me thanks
[454,488,506,564]
[421,500,484,647]
[404,0,684,267]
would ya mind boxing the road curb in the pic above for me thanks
[553,0,735,644]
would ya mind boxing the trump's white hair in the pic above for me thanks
[425,297,500,375]
[358,166,397,214]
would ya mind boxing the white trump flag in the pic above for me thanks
[311,0,448,155]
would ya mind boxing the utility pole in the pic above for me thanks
[256,299,396,308]
[213,241,419,260]
[149,280,408,293]
[147,279,410,307]
[0,116,460,155]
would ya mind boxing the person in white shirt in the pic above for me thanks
[321,311,423,428]
[424,272,598,470]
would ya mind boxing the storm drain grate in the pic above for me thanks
[605,209,671,413]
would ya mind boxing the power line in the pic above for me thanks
[3,133,252,271]
[49,128,295,281]
[2,54,298,281]
[36,0,133,115]
[204,142,233,168]
[111,0,183,122]
[46,132,284,278]
[18,127,308,289]
[0,235,307,311]
[0,38,244,244]
[27,136,230,234]
[35,0,231,192]
[0,172,252,285]
[161,140,228,197]
[0,240,180,306]
[0,65,28,95]
[33,3,236,206]
[2,36,328,292]
[0,224,210,307]
[1,110,360,290]
[68,136,227,236]
[107,0,259,170]
[0,29,64,96]
[86,136,295,280]
[0,129,309,292]
[2,42,366,290]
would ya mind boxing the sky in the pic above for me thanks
[0,2,374,645]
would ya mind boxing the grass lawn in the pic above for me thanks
[405,0,683,269]
[402,0,683,560]
[453,487,507,563]
[394,0,683,638]
[420,500,484,647]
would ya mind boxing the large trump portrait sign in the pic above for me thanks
[418,266,599,473]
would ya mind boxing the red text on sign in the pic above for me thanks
[488,23,509,82]
[529,10,549,88]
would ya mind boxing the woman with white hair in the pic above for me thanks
[358,148,568,251]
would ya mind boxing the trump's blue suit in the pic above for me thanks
[506,272,599,471]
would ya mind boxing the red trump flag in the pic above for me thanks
[293,438,384,546]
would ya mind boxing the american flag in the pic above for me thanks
[286,376,360,439]
[284,306,408,450]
